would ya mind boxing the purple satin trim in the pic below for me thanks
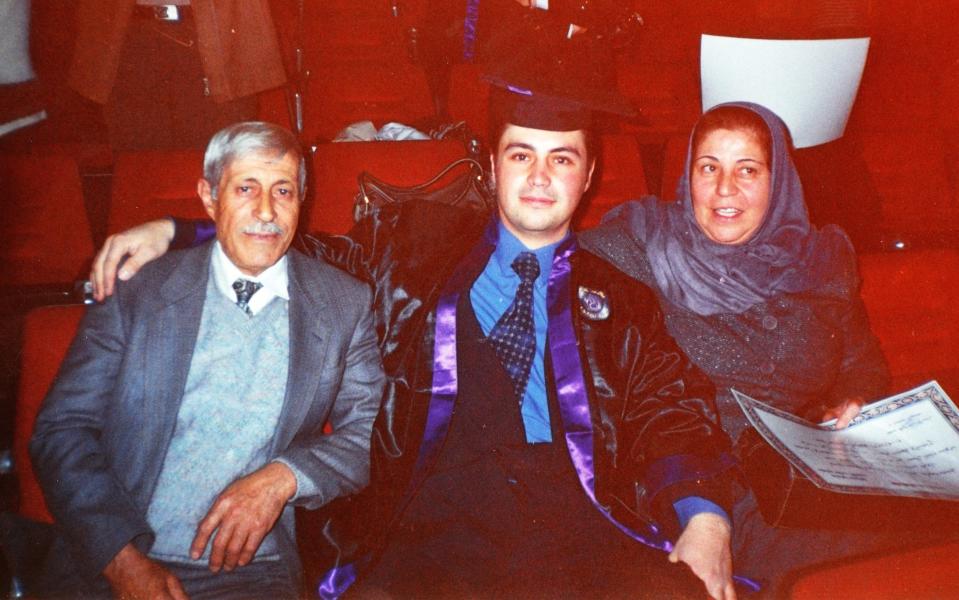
[408,223,498,492]
[546,236,675,553]
[644,452,738,502]
[316,561,358,600]
[506,84,534,96]
[462,0,481,61]
[195,220,217,246]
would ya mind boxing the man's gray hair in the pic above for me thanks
[203,121,306,200]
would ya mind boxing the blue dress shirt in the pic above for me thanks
[470,223,559,443]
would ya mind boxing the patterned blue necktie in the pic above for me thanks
[488,252,540,402]
[232,278,262,315]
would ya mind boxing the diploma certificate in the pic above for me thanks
[734,381,959,500]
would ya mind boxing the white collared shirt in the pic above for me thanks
[210,242,289,316]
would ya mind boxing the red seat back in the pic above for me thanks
[447,63,490,137]
[295,64,435,144]
[308,140,468,235]
[859,132,957,235]
[574,134,649,230]
[660,134,689,200]
[2,154,95,287]
[858,249,959,392]
[15,304,86,523]
[108,150,208,235]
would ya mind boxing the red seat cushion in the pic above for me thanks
[789,542,959,599]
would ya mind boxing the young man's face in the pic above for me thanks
[198,150,301,276]
[492,124,595,249]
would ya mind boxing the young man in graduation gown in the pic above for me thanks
[88,50,742,600]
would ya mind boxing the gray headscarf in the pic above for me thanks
[608,102,852,315]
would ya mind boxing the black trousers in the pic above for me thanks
[356,296,703,599]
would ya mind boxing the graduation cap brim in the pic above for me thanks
[485,77,635,132]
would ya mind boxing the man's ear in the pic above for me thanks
[584,158,597,193]
[197,179,216,220]
[488,152,496,190]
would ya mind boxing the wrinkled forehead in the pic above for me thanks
[223,149,301,179]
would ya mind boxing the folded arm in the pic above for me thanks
[618,294,738,598]
[823,293,891,428]
[273,284,385,508]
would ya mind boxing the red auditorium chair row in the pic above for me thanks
[259,62,437,145]
[5,134,653,295]
[13,246,959,596]
[256,58,705,148]
[107,139,470,237]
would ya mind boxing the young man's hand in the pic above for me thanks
[91,218,176,301]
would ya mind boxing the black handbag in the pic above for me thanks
[353,157,493,222]
[738,427,957,532]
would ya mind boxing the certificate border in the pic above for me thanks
[733,381,959,499]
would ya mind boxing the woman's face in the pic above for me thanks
[690,127,771,245]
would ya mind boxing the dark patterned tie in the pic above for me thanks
[232,278,263,315]
[488,252,540,402]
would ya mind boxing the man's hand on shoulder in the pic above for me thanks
[103,543,188,600]
[190,462,297,573]
[669,512,736,600]
[91,219,176,302]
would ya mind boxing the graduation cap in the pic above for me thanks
[481,17,634,132]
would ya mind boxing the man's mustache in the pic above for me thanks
[243,221,285,235]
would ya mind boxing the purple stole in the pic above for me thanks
[414,224,677,551]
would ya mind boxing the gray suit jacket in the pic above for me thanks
[29,242,384,585]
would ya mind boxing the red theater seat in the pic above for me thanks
[617,56,699,142]
[447,63,490,137]
[2,154,95,287]
[859,132,957,235]
[293,63,435,144]
[574,134,648,230]
[660,134,689,200]
[858,249,959,394]
[848,57,938,135]
[308,139,468,234]
[14,304,86,523]
[789,542,959,599]
[108,149,208,235]
[300,15,409,67]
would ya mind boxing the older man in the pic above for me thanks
[30,122,384,599]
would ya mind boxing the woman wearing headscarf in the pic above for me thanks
[581,102,895,595]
